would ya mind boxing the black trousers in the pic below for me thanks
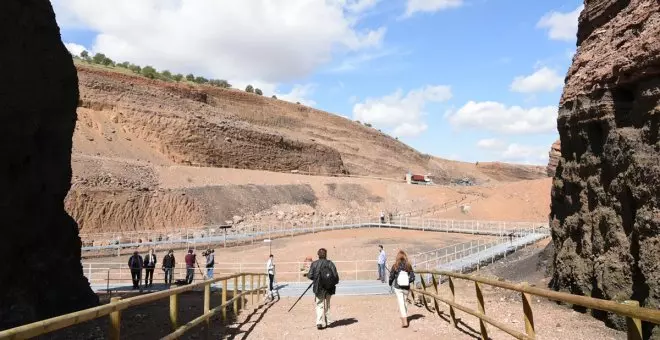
[145,268,154,285]
[269,274,274,291]
[130,269,142,288]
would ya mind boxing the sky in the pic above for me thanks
[52,0,584,165]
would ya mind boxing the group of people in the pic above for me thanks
[304,246,415,330]
[126,247,215,289]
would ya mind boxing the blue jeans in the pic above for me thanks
[378,263,386,282]
[207,267,214,279]
[164,268,173,284]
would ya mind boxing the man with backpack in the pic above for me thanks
[127,251,144,290]
[162,249,176,285]
[204,248,215,279]
[143,248,157,288]
[307,248,339,330]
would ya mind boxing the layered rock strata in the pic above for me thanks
[549,1,660,337]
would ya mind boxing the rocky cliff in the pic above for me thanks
[547,140,561,177]
[549,0,660,337]
[0,0,98,330]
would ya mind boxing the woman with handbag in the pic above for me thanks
[388,250,415,328]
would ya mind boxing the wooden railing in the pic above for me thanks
[0,272,268,340]
[412,270,660,340]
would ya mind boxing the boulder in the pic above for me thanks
[550,1,660,335]
[0,0,98,330]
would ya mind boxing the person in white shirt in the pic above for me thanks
[266,254,276,299]
[377,245,387,283]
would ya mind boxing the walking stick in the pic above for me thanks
[195,259,205,278]
[288,281,314,312]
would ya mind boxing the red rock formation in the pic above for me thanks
[0,0,98,330]
[550,0,660,336]
[547,140,561,177]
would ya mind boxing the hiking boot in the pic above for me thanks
[317,325,323,330]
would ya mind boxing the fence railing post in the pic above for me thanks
[241,274,246,311]
[521,282,535,339]
[622,300,642,340]
[222,279,228,320]
[169,293,178,331]
[475,282,488,340]
[109,297,121,340]
[204,282,211,329]
[448,276,457,327]
[233,276,239,315]
[250,275,255,307]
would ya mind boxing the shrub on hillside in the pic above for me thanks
[245,85,254,93]
[141,66,158,79]
[161,70,172,79]
[255,88,263,95]
[194,76,208,84]
[173,74,183,82]
[186,74,195,81]
[272,95,277,99]
[129,64,141,74]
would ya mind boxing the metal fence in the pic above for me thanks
[79,216,550,257]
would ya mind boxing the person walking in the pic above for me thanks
[377,245,387,283]
[389,250,415,328]
[144,248,157,287]
[205,249,215,279]
[185,248,196,284]
[162,249,175,285]
[128,251,144,290]
[380,211,385,224]
[307,248,339,330]
[266,254,275,299]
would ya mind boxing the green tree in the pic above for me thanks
[129,64,141,74]
[245,85,254,93]
[161,70,173,79]
[194,76,208,84]
[272,95,277,99]
[255,88,263,95]
[141,66,158,79]
[92,52,107,64]
[186,74,195,81]
[365,123,372,128]
[80,50,90,62]
[117,61,130,68]
[173,74,184,82]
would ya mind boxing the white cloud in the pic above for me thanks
[352,85,452,137]
[327,48,396,73]
[276,84,317,106]
[446,101,557,134]
[510,66,564,93]
[54,0,386,84]
[404,0,463,18]
[499,144,548,164]
[64,42,88,56]
[537,5,583,42]
[476,138,504,150]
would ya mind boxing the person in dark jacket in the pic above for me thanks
[388,250,415,328]
[184,249,196,284]
[307,248,339,330]
[143,248,157,287]
[128,251,144,290]
[162,249,176,285]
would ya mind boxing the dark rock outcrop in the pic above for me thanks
[550,1,660,338]
[547,140,561,177]
[0,0,98,331]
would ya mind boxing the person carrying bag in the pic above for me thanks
[388,250,415,328]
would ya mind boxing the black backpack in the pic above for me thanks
[318,261,337,290]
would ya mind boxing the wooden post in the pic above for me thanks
[448,276,457,327]
[475,282,488,340]
[222,279,228,320]
[420,275,430,310]
[521,282,535,339]
[204,283,211,329]
[109,297,121,340]
[250,275,255,306]
[233,276,239,315]
[622,300,642,340]
[241,274,246,311]
[170,293,178,330]
[258,275,262,301]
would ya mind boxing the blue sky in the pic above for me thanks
[54,0,583,165]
